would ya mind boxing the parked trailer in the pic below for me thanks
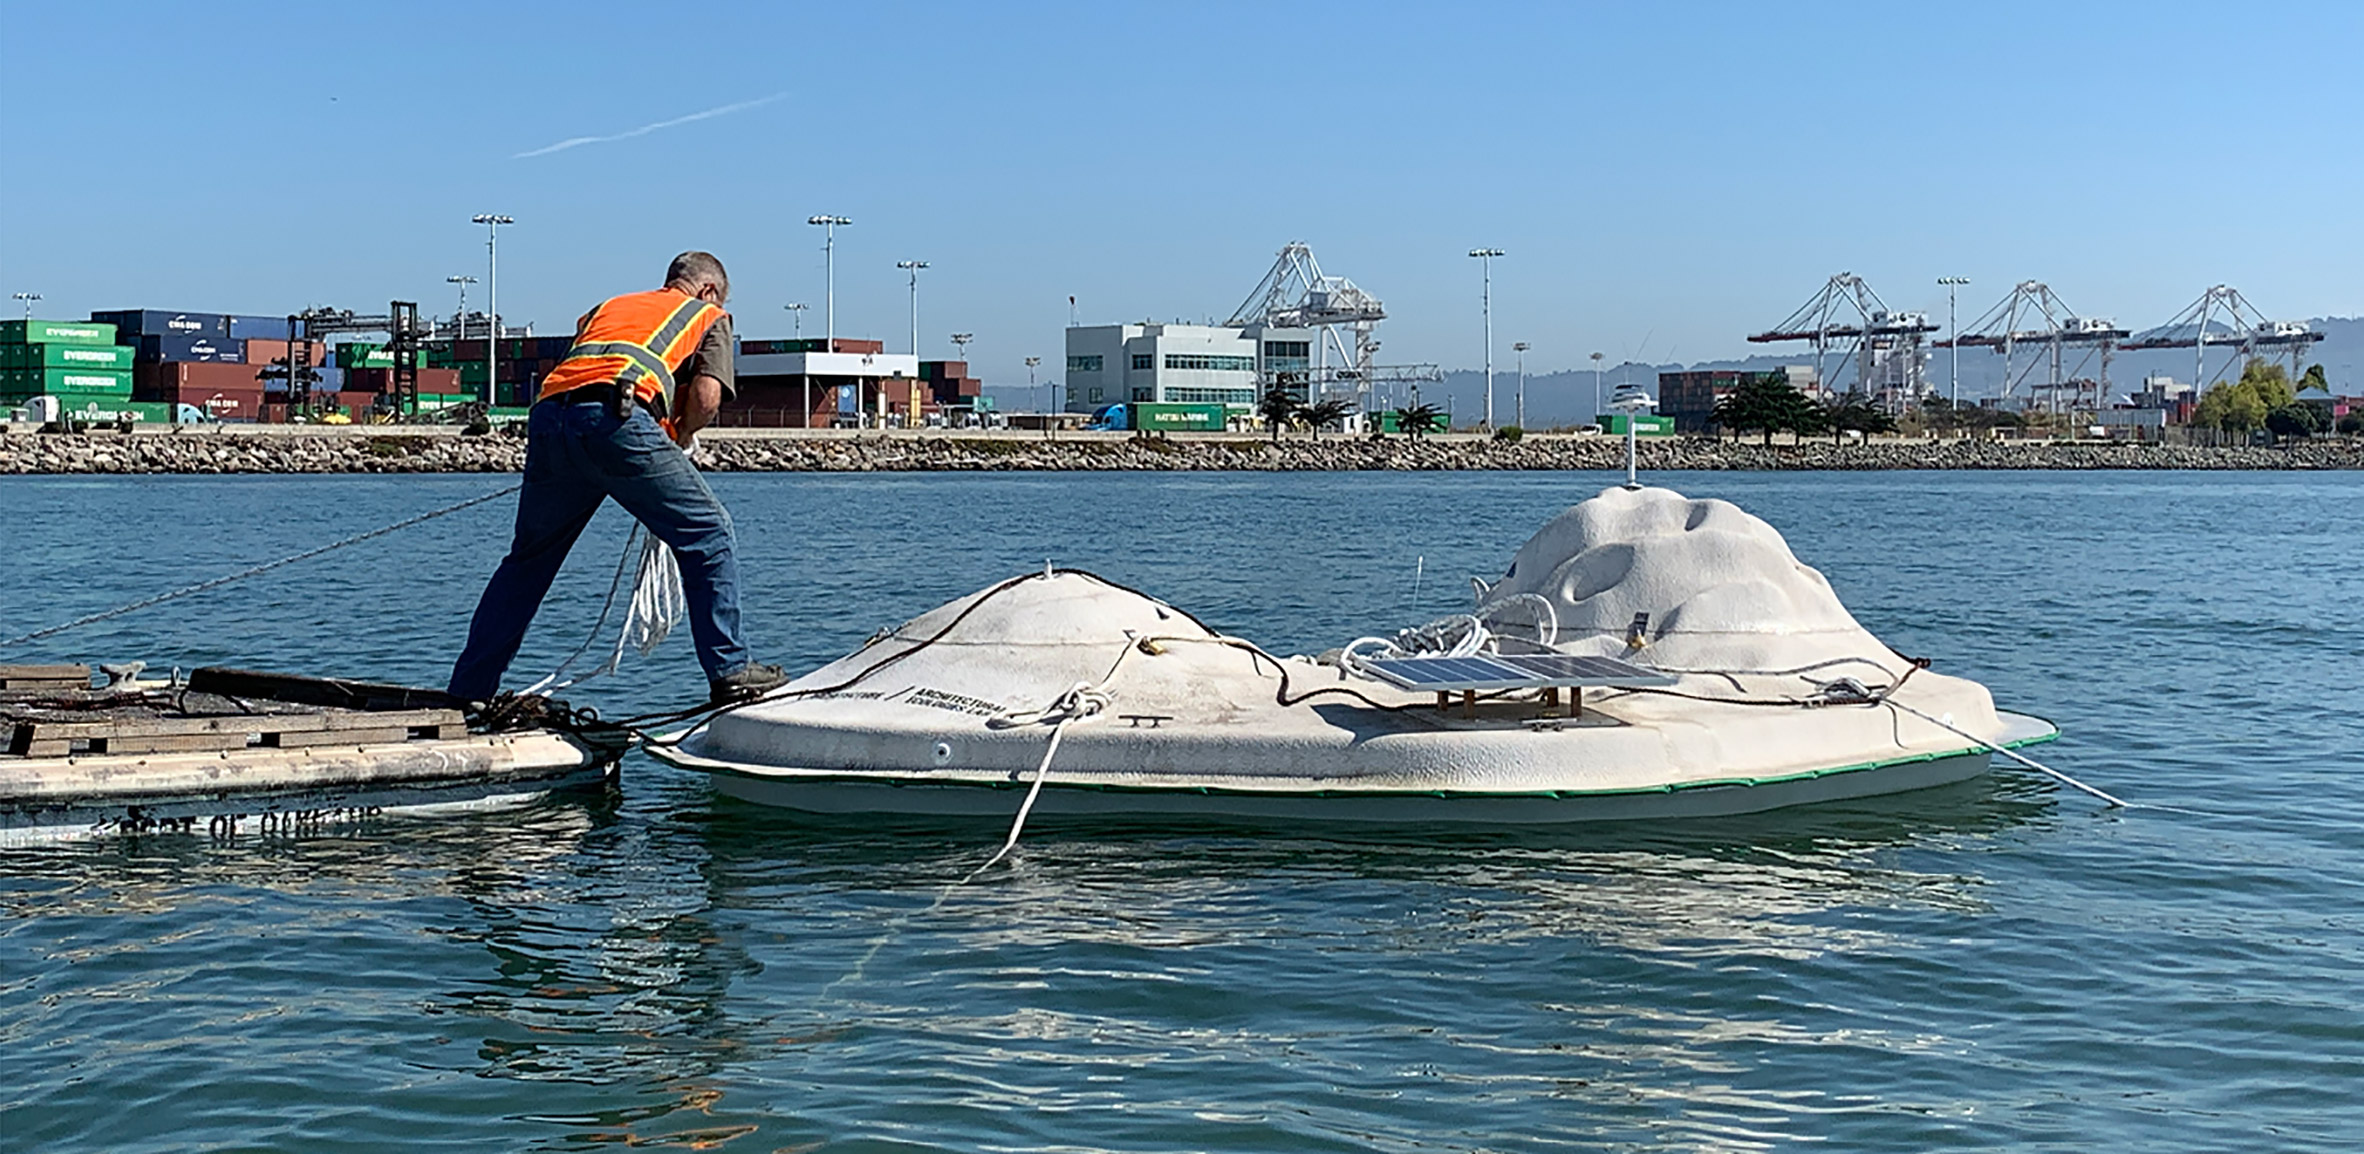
[1084,402,1229,432]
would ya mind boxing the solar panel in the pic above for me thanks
[1492,654,1678,686]
[1361,652,1677,692]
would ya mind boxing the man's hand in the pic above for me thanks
[671,373,724,446]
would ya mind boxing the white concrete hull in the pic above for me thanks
[657,712,2058,826]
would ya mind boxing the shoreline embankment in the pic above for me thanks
[4,426,2361,474]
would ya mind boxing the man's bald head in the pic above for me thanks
[666,251,729,302]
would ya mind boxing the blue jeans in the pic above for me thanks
[448,399,751,699]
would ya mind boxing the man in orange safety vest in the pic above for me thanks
[448,251,787,706]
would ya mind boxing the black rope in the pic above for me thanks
[0,483,522,651]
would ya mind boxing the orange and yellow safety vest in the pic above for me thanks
[537,288,725,412]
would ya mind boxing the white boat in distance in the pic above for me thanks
[651,486,2057,823]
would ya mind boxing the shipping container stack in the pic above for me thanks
[341,341,469,414]
[921,359,983,408]
[423,335,573,411]
[228,316,344,420]
[0,318,168,423]
[738,337,887,355]
[103,310,270,422]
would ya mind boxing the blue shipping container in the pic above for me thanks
[313,365,345,390]
[227,315,301,340]
[90,310,229,339]
[133,333,245,363]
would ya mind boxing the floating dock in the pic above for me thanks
[1,664,627,843]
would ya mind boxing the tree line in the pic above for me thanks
[2193,361,2352,439]
[1711,362,2354,442]
[1707,372,1904,444]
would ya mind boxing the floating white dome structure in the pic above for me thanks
[651,487,2056,823]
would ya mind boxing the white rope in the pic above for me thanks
[1481,593,1560,647]
[622,532,685,658]
[522,528,686,696]
[1882,698,2132,808]
[816,679,1113,1002]
[967,682,1111,881]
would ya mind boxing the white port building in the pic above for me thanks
[1064,322,1317,413]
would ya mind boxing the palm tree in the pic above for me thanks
[1393,403,1444,440]
[1299,397,1355,439]
[1257,381,1303,443]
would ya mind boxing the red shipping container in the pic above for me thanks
[241,339,325,367]
[338,390,381,417]
[136,360,268,399]
[340,367,464,394]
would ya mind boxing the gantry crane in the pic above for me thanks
[262,303,428,418]
[1933,281,2128,413]
[1225,242,1436,412]
[1748,273,1939,413]
[2119,286,2324,390]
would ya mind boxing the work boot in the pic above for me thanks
[710,662,790,706]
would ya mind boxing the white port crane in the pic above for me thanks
[1933,281,2128,413]
[1226,242,1437,412]
[2121,285,2325,390]
[1749,273,1939,414]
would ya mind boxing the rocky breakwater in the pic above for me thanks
[1,428,525,474]
[690,434,2364,472]
[5,426,2360,474]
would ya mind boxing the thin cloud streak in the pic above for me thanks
[513,92,787,158]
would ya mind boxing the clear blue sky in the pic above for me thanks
[2,1,2356,383]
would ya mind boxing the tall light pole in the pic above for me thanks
[1469,248,1504,429]
[808,214,851,350]
[446,275,477,340]
[896,261,928,358]
[1590,351,1605,426]
[783,303,813,427]
[951,332,973,370]
[1512,341,1530,429]
[1938,276,1969,420]
[1025,355,1042,412]
[471,214,513,404]
[11,292,38,321]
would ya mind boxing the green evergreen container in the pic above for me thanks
[336,343,392,369]
[0,319,117,346]
[0,368,134,397]
[54,396,172,424]
[3,343,136,370]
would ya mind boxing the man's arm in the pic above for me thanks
[672,373,724,441]
[669,312,734,444]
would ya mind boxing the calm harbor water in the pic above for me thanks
[2,468,2359,1152]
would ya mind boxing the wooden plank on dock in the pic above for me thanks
[6,708,466,757]
[266,727,412,749]
[186,668,461,713]
[0,664,91,692]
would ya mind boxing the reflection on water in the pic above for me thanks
[3,470,2361,1151]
